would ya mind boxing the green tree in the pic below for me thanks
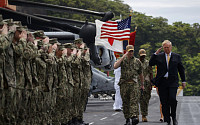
[26,0,200,95]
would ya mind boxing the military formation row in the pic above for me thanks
[0,15,92,125]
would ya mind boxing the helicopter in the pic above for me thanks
[0,0,116,96]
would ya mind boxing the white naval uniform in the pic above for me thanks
[113,67,122,110]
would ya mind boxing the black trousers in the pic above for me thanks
[158,78,178,123]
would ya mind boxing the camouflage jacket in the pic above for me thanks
[120,56,142,84]
[71,54,81,88]
[3,35,16,88]
[81,51,92,89]
[142,59,153,82]
[13,38,27,89]
[56,54,67,89]
[0,34,10,89]
[23,42,38,90]
[65,55,74,86]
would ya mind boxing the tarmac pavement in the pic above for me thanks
[83,96,200,125]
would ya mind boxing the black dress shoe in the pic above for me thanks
[173,119,178,125]
[167,122,171,125]
[115,109,122,112]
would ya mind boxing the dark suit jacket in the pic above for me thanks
[149,52,185,87]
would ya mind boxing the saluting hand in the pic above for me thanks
[122,51,128,58]
[43,37,49,44]
[19,30,27,39]
[62,48,67,55]
[77,49,82,57]
[155,47,162,54]
[34,40,38,46]
[72,48,77,55]
[52,44,57,50]
[27,33,34,43]
[0,25,8,35]
[80,43,85,49]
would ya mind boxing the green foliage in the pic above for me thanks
[27,0,200,95]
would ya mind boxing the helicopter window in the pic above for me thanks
[99,48,103,57]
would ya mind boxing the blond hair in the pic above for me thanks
[162,40,172,46]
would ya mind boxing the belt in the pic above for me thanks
[126,79,134,83]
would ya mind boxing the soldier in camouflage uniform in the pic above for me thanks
[46,38,59,124]
[75,38,91,125]
[27,32,40,125]
[23,31,39,125]
[71,39,83,124]
[54,44,68,125]
[64,43,75,125]
[0,17,11,124]
[4,19,21,125]
[12,26,28,124]
[138,49,153,122]
[114,45,144,125]
[33,30,49,124]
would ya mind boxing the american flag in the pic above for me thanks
[100,16,131,41]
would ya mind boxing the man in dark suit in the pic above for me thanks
[149,40,186,125]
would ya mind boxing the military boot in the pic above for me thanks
[142,116,147,122]
[131,116,139,125]
[124,118,131,125]
[77,119,89,125]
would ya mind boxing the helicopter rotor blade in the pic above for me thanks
[0,7,81,34]
[34,14,95,27]
[8,0,106,17]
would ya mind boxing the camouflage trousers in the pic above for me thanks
[52,88,67,125]
[73,86,82,118]
[120,82,139,119]
[139,81,151,116]
[77,88,90,120]
[13,89,27,125]
[0,88,15,125]
[66,83,74,121]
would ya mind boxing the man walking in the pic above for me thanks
[138,49,153,122]
[149,40,186,125]
[114,45,144,125]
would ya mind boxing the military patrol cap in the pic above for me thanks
[74,38,83,44]
[0,21,7,25]
[139,49,146,56]
[83,45,88,50]
[3,19,13,25]
[49,38,61,45]
[16,26,27,31]
[58,44,65,50]
[0,16,8,25]
[8,21,22,26]
[63,43,74,49]
[23,26,28,31]
[14,21,22,26]
[126,45,134,52]
[33,30,47,38]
